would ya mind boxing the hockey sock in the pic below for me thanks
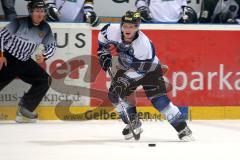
[151,95,187,132]
[114,100,137,124]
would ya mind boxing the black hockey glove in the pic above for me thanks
[112,75,135,98]
[137,6,152,22]
[199,10,210,23]
[45,3,60,22]
[84,11,101,27]
[179,6,197,23]
[98,50,112,71]
[226,18,238,24]
[213,11,238,24]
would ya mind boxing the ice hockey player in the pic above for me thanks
[135,0,197,23]
[44,0,100,26]
[0,0,56,123]
[199,0,240,23]
[97,10,194,141]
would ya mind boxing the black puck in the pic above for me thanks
[148,143,156,147]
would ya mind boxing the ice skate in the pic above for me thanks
[178,126,195,142]
[122,117,143,140]
[15,106,38,123]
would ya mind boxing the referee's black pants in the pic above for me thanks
[0,52,52,112]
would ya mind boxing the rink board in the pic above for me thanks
[1,23,240,120]
[1,106,240,120]
[91,25,240,106]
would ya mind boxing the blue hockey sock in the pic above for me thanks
[151,95,187,132]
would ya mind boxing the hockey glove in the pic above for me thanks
[213,11,238,24]
[112,75,135,98]
[179,6,197,23]
[137,6,152,22]
[45,3,60,22]
[98,50,112,71]
[84,11,101,27]
[199,10,209,23]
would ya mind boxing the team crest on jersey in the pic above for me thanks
[39,32,45,38]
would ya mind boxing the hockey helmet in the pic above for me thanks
[27,0,46,12]
[121,11,141,27]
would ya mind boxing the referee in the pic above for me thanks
[0,0,56,123]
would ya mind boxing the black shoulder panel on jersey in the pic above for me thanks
[150,41,156,61]
[101,23,110,33]
[100,23,111,39]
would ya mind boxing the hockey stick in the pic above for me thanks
[58,0,66,12]
[107,68,140,140]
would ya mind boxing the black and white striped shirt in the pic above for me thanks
[0,17,56,61]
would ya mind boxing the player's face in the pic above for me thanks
[31,8,46,25]
[121,23,138,40]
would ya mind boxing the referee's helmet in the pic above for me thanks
[27,0,46,12]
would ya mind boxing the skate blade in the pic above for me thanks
[124,133,134,140]
[124,128,143,140]
[134,133,141,141]
[180,135,195,142]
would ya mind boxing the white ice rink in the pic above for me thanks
[0,120,240,160]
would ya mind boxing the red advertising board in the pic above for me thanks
[91,29,240,106]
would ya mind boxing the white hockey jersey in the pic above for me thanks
[98,24,160,78]
[47,0,85,22]
[136,0,187,23]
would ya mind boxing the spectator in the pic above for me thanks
[135,0,197,23]
[199,0,240,23]
[1,0,17,21]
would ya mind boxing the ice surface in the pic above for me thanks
[0,120,240,160]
